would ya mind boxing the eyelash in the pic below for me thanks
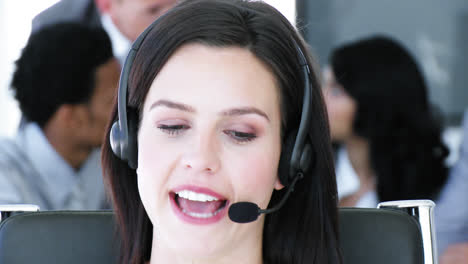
[224,130,257,143]
[157,124,189,135]
[157,124,257,143]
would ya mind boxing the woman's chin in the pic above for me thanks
[161,232,231,261]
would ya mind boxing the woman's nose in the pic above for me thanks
[181,133,221,174]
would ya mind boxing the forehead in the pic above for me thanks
[143,43,280,116]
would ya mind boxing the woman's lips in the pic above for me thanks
[170,185,230,225]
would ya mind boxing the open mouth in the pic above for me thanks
[170,189,229,224]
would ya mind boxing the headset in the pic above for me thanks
[109,17,314,189]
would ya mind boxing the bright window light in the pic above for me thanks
[0,0,59,137]
[262,0,296,25]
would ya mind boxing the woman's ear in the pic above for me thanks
[274,177,285,191]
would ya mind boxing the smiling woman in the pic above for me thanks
[101,1,340,264]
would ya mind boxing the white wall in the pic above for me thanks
[0,0,59,137]
[263,0,296,25]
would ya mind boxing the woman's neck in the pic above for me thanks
[148,225,264,264]
[345,136,374,181]
[339,136,376,207]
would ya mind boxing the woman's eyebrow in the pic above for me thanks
[149,99,195,112]
[149,100,269,122]
[220,107,270,122]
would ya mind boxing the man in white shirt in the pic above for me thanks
[32,0,178,64]
[0,23,120,210]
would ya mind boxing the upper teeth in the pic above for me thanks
[176,190,219,202]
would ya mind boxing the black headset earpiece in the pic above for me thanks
[109,106,138,169]
[278,131,314,186]
[126,107,139,169]
[109,18,155,169]
[277,43,314,186]
[278,130,297,186]
[109,47,138,168]
[110,120,124,159]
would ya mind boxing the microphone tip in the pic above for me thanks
[228,202,260,223]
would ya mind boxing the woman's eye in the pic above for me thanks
[224,130,257,143]
[157,124,189,135]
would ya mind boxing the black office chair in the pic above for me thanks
[0,210,118,264]
[0,200,436,264]
[340,208,424,264]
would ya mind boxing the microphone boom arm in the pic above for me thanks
[260,172,304,215]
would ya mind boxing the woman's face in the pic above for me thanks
[137,43,283,261]
[323,66,357,142]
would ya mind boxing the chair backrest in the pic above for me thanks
[0,204,432,264]
[0,211,118,264]
[339,207,424,264]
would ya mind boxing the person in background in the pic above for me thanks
[32,0,178,64]
[0,23,120,210]
[440,243,468,264]
[324,35,457,259]
[102,0,341,263]
[323,35,448,207]
[437,108,468,261]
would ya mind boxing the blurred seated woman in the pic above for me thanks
[323,36,448,207]
[102,0,341,263]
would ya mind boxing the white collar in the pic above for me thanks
[100,13,131,65]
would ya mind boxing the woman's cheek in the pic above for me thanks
[137,132,174,214]
[232,150,280,204]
